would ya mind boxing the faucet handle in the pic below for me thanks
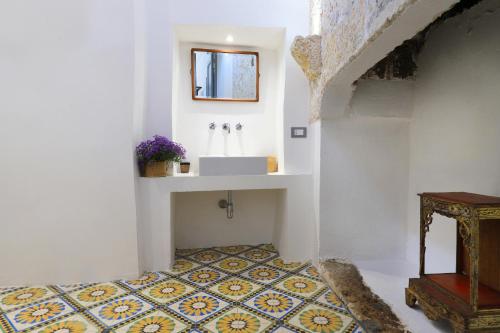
[222,123,231,134]
[236,123,243,131]
[209,122,216,130]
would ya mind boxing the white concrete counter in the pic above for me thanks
[140,172,308,191]
[136,173,314,273]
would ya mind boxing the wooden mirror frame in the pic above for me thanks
[190,48,260,102]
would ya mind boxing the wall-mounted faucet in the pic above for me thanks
[222,123,231,134]
[209,122,216,130]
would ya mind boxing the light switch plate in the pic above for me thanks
[291,127,307,138]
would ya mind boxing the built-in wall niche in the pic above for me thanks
[173,189,285,250]
[172,25,286,174]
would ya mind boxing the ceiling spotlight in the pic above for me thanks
[225,34,234,43]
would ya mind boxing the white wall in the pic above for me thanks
[174,190,280,249]
[319,116,410,260]
[174,43,280,173]
[310,121,322,265]
[0,0,139,284]
[318,79,413,260]
[350,80,414,118]
[143,0,311,174]
[407,0,500,272]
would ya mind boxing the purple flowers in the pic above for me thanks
[136,135,186,167]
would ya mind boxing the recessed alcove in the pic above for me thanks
[171,25,287,174]
[173,189,285,250]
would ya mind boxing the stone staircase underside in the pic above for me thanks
[291,0,459,121]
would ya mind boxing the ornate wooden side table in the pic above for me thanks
[406,192,500,333]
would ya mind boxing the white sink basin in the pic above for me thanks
[199,156,267,176]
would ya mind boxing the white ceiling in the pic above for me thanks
[174,25,286,50]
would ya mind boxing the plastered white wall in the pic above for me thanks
[350,80,414,119]
[144,0,311,174]
[173,43,280,173]
[310,121,322,265]
[407,0,500,273]
[318,78,413,260]
[174,190,280,249]
[315,80,413,260]
[319,116,410,260]
[0,0,139,284]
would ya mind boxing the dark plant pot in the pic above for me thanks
[180,162,190,174]
[138,163,146,177]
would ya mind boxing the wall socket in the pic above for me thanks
[291,127,307,138]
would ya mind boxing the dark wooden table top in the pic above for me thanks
[419,192,500,206]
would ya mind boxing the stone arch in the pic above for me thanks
[291,0,459,122]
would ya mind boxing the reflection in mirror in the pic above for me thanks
[191,49,259,102]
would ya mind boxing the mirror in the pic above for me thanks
[191,48,259,102]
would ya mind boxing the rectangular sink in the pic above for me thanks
[199,156,268,176]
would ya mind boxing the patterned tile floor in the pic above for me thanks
[0,244,363,333]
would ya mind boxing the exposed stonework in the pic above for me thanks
[360,35,425,80]
[317,0,418,120]
[319,259,410,333]
[361,0,485,80]
[293,0,459,121]
[291,35,322,82]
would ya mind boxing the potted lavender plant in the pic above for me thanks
[136,135,186,177]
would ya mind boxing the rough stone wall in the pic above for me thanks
[321,0,419,77]
[291,35,322,82]
[292,0,418,121]
[360,0,485,81]
[232,54,257,99]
